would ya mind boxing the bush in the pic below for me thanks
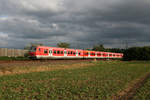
[123,46,150,61]
[0,56,29,61]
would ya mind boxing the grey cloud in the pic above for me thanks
[0,0,150,49]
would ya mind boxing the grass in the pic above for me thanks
[0,61,150,100]
[132,78,150,100]
[0,56,30,61]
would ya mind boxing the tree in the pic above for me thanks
[92,44,105,51]
[57,42,70,48]
[24,43,43,50]
[106,48,125,53]
[123,46,150,61]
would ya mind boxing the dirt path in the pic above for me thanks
[111,72,150,100]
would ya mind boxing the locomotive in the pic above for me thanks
[29,46,123,59]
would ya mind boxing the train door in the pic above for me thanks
[64,50,67,57]
[88,52,90,57]
[76,50,78,56]
[49,49,53,56]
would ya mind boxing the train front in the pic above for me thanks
[28,46,37,59]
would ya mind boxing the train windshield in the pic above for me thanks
[29,46,37,52]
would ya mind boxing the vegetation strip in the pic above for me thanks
[0,62,95,76]
[112,72,150,100]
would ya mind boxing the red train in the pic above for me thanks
[29,46,123,59]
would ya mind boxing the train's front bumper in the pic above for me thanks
[29,52,37,59]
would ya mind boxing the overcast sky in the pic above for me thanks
[0,0,150,49]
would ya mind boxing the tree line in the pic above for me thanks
[123,46,150,61]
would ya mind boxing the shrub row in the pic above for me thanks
[123,46,150,61]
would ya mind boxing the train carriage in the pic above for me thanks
[29,46,123,59]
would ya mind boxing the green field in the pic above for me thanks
[0,61,150,100]
[0,56,29,61]
[132,77,150,100]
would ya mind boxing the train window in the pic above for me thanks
[84,52,88,55]
[54,50,56,54]
[30,47,37,52]
[39,48,41,51]
[109,54,112,56]
[61,51,63,54]
[73,52,75,55]
[113,54,115,56]
[44,49,48,54]
[68,51,70,54]
[57,51,60,54]
[79,52,81,55]
[91,53,95,55]
[97,53,101,56]
[71,51,73,54]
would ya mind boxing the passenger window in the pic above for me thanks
[54,50,56,54]
[68,51,70,54]
[79,52,81,55]
[61,51,63,54]
[73,52,75,55]
[44,49,48,54]
[39,48,41,51]
[57,51,60,54]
